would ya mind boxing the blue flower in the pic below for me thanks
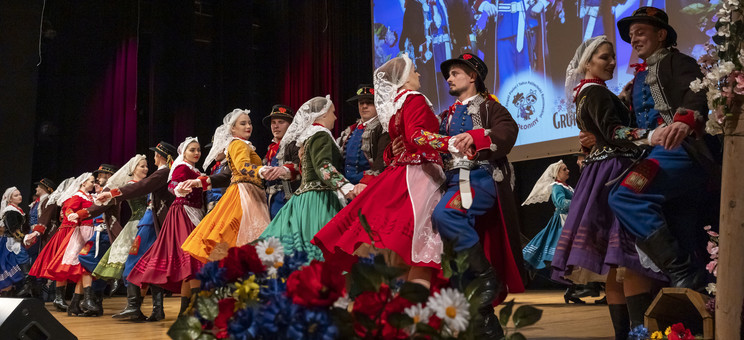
[197,261,227,290]
[278,251,309,278]
[258,278,286,301]
[256,294,298,336]
[287,307,339,340]
[227,307,259,340]
[628,325,650,340]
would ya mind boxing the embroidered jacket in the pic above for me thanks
[383,91,450,167]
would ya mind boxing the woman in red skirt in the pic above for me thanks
[313,54,453,289]
[127,137,204,318]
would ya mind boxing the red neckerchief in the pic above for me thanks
[356,123,365,130]
[211,161,221,174]
[573,78,607,102]
[630,61,647,74]
[8,203,24,215]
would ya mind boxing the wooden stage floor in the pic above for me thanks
[47,290,614,340]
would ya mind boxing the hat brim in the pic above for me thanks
[262,114,294,128]
[440,59,487,91]
[346,94,374,103]
[617,16,677,45]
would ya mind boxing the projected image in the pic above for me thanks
[372,0,718,147]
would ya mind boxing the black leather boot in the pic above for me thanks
[463,244,504,340]
[53,285,68,312]
[15,276,36,298]
[112,284,146,320]
[109,279,123,297]
[80,286,101,316]
[608,304,630,340]
[146,285,165,322]
[636,227,707,291]
[67,293,84,316]
[626,293,653,330]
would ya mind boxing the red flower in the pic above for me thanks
[286,260,346,307]
[214,298,236,339]
[220,244,265,282]
[428,315,443,330]
[668,323,695,340]
[463,54,473,60]
[278,107,287,113]
[369,89,375,94]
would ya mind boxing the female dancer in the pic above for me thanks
[551,36,665,339]
[314,54,452,289]
[0,187,27,294]
[260,96,355,261]
[183,109,270,262]
[127,137,204,316]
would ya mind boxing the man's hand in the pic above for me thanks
[618,80,634,104]
[96,191,113,204]
[579,131,597,148]
[263,167,287,181]
[660,122,691,150]
[344,190,357,200]
[391,136,405,156]
[452,133,474,154]
[352,183,367,196]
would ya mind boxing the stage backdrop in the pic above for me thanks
[372,0,717,160]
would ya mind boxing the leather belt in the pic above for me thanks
[443,158,490,171]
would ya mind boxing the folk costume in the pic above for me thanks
[0,188,26,291]
[127,137,204,293]
[261,96,355,261]
[314,55,447,270]
[183,109,271,262]
[16,178,57,298]
[262,104,301,219]
[609,7,716,291]
[337,84,391,185]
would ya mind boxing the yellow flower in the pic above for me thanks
[233,275,260,307]
[664,326,671,336]
[651,331,663,339]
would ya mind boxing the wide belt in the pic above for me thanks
[444,158,490,171]
[498,2,526,52]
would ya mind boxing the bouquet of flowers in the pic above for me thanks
[628,323,701,340]
[689,0,744,134]
[168,233,541,340]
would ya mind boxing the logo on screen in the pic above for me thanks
[506,81,545,130]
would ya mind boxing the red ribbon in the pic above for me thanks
[572,78,607,102]
[630,62,648,73]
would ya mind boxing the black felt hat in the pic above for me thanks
[34,178,57,193]
[93,164,118,177]
[346,84,375,103]
[617,7,677,46]
[440,53,488,91]
[149,141,178,161]
[262,104,295,128]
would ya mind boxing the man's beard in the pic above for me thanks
[448,85,462,97]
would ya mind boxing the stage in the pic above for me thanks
[46,290,615,339]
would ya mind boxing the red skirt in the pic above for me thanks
[29,225,75,280]
[127,203,203,292]
[313,164,443,270]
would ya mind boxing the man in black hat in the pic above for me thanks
[260,104,301,219]
[430,52,522,339]
[93,141,178,321]
[606,6,717,294]
[337,84,391,196]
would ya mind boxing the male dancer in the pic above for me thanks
[261,104,301,219]
[17,178,57,298]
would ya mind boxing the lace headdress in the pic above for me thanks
[565,35,610,105]
[45,177,75,208]
[374,54,414,132]
[57,172,93,207]
[105,154,146,190]
[169,137,201,182]
[278,95,334,158]
[0,187,20,219]
[203,109,251,168]
[522,160,564,206]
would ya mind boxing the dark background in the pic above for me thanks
[0,0,576,255]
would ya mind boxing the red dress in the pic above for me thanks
[313,91,451,269]
[127,164,204,292]
[30,191,94,281]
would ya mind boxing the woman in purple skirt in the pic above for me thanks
[551,36,666,340]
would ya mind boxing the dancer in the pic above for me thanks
[261,95,355,261]
[127,137,204,318]
[17,178,57,298]
[261,104,301,219]
[0,187,27,294]
[314,54,449,287]
[182,109,270,262]
[551,36,665,339]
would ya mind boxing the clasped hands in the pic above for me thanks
[390,132,475,158]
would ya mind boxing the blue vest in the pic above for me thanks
[632,71,662,130]
[29,201,39,226]
[440,104,474,165]
[344,128,370,185]
[266,152,283,188]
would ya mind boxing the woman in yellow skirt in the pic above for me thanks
[182,109,271,262]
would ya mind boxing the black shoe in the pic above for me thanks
[68,293,84,316]
[53,286,68,312]
[636,227,708,291]
[571,283,602,298]
[564,286,586,304]
[146,285,165,322]
[594,296,607,305]
[109,279,123,297]
[112,284,146,321]
[15,276,36,298]
[608,304,630,340]
[80,286,101,316]
[462,244,505,340]
[626,293,653,329]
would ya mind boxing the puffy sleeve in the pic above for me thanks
[550,185,571,211]
[404,95,451,153]
[168,165,191,195]
[582,86,649,147]
[228,140,263,179]
[306,133,353,193]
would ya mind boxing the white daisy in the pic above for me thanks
[333,294,352,310]
[403,303,433,334]
[255,237,284,265]
[426,288,470,333]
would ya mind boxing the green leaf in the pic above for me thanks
[399,281,431,303]
[415,322,440,335]
[513,305,543,329]
[167,316,203,340]
[358,210,376,245]
[498,299,515,327]
[349,261,383,298]
[454,248,470,275]
[330,308,357,338]
[196,333,217,340]
[196,293,220,321]
[388,312,414,329]
[507,332,527,340]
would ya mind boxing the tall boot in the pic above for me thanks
[93,290,104,316]
[146,285,165,322]
[15,276,36,298]
[53,286,68,312]
[608,304,630,340]
[80,286,101,316]
[67,293,84,316]
[112,284,146,320]
[626,293,653,330]
[636,227,707,291]
[463,244,504,340]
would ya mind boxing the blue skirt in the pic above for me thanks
[0,237,24,290]
[523,212,565,270]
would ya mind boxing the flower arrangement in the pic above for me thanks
[168,234,542,340]
[689,0,744,134]
[628,323,701,340]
